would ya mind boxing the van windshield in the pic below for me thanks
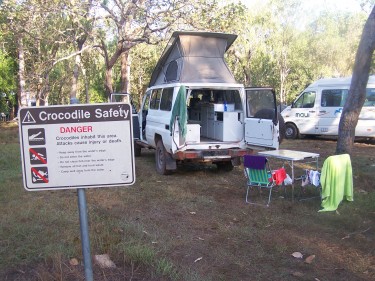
[293,91,316,108]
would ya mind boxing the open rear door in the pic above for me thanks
[244,88,279,149]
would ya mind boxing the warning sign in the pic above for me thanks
[19,103,135,191]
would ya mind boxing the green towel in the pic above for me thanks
[170,85,187,138]
[319,154,353,212]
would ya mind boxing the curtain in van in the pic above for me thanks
[170,85,187,138]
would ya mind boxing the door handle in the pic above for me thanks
[319,111,326,113]
[309,111,315,113]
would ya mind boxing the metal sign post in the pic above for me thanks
[78,188,93,281]
[69,99,93,279]
[18,103,136,279]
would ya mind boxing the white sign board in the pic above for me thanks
[19,103,135,191]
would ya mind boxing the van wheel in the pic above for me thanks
[156,140,172,175]
[216,161,234,172]
[134,142,141,157]
[285,123,299,139]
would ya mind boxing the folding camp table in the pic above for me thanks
[258,149,320,201]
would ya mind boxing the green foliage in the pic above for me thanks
[129,43,163,109]
[0,49,17,114]
[0,0,371,106]
[0,51,16,93]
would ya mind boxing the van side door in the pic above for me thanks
[244,88,279,149]
[318,89,348,135]
[139,91,151,141]
[146,87,174,149]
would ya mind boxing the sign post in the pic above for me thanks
[19,103,135,280]
[78,188,93,281]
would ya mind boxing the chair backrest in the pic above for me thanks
[244,155,267,169]
[244,155,269,185]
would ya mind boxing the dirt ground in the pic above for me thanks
[118,136,375,281]
[1,123,374,281]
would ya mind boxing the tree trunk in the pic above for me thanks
[71,39,85,103]
[120,51,131,93]
[336,6,375,154]
[103,44,123,100]
[71,57,80,101]
[81,64,89,103]
[17,36,26,108]
[105,68,114,101]
[38,73,49,106]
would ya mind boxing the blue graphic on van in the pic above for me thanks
[334,108,343,116]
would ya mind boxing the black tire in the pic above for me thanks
[216,161,234,172]
[278,113,286,144]
[285,123,299,139]
[155,139,172,175]
[134,142,141,157]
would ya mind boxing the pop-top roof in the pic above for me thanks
[149,31,238,87]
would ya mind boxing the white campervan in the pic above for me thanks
[135,31,282,174]
[281,76,375,139]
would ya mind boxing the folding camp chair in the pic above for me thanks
[243,154,277,207]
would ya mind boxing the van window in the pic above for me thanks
[188,89,242,110]
[246,89,276,119]
[159,88,174,111]
[321,89,348,107]
[143,91,151,111]
[150,89,162,109]
[293,91,316,108]
[364,88,375,107]
[213,90,242,110]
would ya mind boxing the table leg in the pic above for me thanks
[291,160,294,202]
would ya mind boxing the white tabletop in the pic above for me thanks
[258,149,319,161]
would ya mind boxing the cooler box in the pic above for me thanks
[186,124,201,142]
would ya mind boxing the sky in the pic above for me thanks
[232,0,372,15]
[228,0,373,29]
[301,0,363,11]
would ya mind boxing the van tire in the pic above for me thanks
[156,139,172,175]
[285,123,299,139]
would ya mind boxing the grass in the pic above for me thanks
[1,121,374,280]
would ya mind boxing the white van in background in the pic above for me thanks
[281,76,375,139]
